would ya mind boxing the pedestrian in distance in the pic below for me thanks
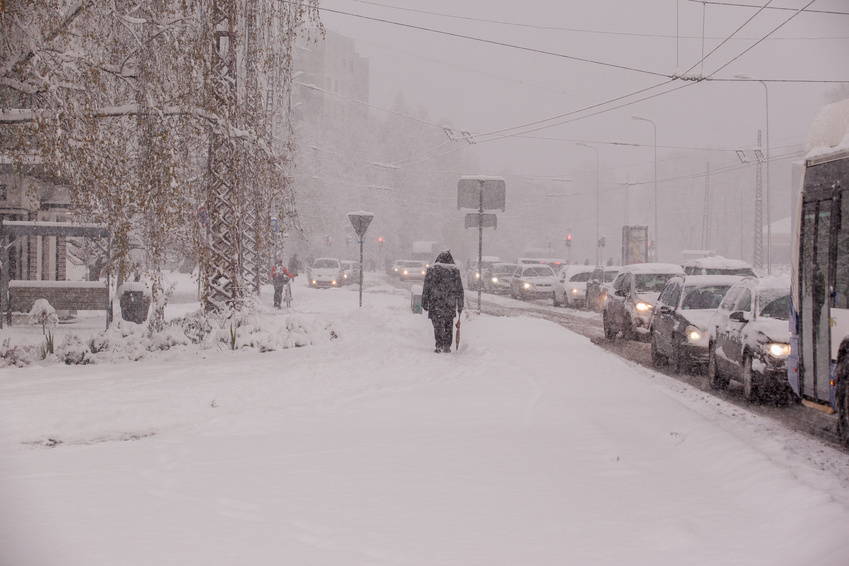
[421,250,464,353]
[288,253,301,277]
[271,262,294,308]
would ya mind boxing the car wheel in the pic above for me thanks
[603,311,615,341]
[742,354,761,403]
[707,341,728,390]
[650,331,665,367]
[670,338,684,374]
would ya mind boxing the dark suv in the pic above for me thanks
[603,263,684,341]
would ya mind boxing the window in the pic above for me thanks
[569,272,593,283]
[835,192,849,309]
[719,287,741,311]
[735,289,753,312]
[658,281,677,306]
[0,184,7,200]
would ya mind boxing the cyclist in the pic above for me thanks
[271,262,294,308]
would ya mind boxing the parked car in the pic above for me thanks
[398,260,427,282]
[510,264,557,301]
[308,258,343,288]
[388,259,404,278]
[682,256,756,277]
[707,276,792,403]
[553,265,595,308]
[586,265,620,311]
[650,275,744,373]
[340,260,359,286]
[483,262,518,294]
[603,263,685,341]
[466,256,501,290]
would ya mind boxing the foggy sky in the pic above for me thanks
[307,0,848,263]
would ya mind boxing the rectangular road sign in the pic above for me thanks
[464,213,497,229]
[457,176,506,211]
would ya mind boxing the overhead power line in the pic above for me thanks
[313,4,672,78]
[688,0,849,16]
[352,0,849,39]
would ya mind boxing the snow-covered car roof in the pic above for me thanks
[558,264,595,278]
[752,275,791,291]
[620,263,684,275]
[678,274,748,287]
[681,256,753,270]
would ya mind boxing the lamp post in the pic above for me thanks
[735,74,771,274]
[577,142,600,265]
[632,115,658,261]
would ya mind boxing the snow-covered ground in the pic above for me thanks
[1,272,849,566]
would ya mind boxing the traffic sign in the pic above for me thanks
[465,213,497,229]
[457,176,506,211]
[346,211,374,240]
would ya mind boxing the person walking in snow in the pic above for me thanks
[271,262,294,308]
[288,254,301,277]
[421,250,464,353]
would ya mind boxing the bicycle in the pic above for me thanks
[282,280,292,308]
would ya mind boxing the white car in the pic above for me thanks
[682,256,756,277]
[510,264,557,301]
[553,265,595,308]
[308,258,343,288]
[398,260,427,282]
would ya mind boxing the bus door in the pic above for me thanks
[799,193,835,403]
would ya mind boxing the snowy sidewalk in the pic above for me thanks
[1,275,848,565]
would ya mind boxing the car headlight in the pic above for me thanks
[491,277,499,283]
[685,325,703,342]
[475,272,480,279]
[523,282,531,289]
[766,343,790,358]
[635,302,652,312]
[571,288,578,294]
[312,279,317,285]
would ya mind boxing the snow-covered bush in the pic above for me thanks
[28,299,58,334]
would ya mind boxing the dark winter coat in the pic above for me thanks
[421,251,464,320]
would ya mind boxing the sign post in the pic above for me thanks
[458,176,506,313]
[347,211,374,307]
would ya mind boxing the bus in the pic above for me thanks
[789,99,849,446]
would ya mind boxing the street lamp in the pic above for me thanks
[632,115,658,261]
[577,142,600,265]
[735,74,771,274]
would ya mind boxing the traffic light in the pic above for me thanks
[598,235,607,248]
[565,233,572,247]
[378,236,384,245]
[326,234,332,246]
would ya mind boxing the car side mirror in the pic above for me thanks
[729,311,749,323]
[657,305,672,315]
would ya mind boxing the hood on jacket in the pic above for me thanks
[434,250,455,265]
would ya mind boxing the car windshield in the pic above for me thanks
[604,271,619,283]
[634,273,676,293]
[494,265,515,275]
[402,261,423,268]
[570,272,593,283]
[313,259,339,269]
[523,267,554,277]
[759,291,790,320]
[681,285,732,310]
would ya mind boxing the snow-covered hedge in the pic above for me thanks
[0,305,339,368]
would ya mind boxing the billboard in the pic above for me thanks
[622,225,649,265]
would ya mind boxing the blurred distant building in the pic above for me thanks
[292,29,369,125]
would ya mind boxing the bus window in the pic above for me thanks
[836,195,849,310]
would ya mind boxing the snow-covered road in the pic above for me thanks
[1,273,848,565]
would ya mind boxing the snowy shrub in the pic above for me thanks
[28,299,58,334]
[0,338,39,368]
